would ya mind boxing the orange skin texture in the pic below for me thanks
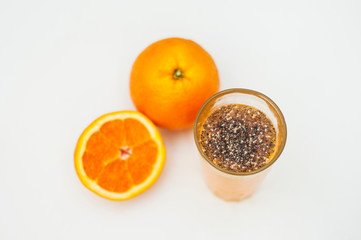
[130,38,220,130]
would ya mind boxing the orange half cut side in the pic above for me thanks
[74,111,166,200]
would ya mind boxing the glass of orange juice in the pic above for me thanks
[194,88,287,201]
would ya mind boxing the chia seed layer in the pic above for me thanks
[200,104,276,172]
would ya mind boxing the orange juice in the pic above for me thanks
[194,89,287,201]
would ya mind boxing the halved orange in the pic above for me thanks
[74,111,166,200]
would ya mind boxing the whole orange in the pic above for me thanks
[130,37,219,130]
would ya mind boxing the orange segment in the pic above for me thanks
[124,118,151,146]
[85,131,118,160]
[74,111,166,201]
[99,119,125,148]
[97,160,133,193]
[128,140,159,185]
[82,151,105,180]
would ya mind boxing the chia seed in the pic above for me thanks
[200,104,276,173]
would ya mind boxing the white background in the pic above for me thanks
[1,0,361,239]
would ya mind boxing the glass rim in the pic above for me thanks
[193,88,287,176]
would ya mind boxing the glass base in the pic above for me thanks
[201,158,269,201]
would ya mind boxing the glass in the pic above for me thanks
[194,88,287,201]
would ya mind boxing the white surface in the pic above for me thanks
[1,0,361,239]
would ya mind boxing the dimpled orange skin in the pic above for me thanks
[130,38,220,130]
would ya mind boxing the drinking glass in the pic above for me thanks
[194,88,287,201]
